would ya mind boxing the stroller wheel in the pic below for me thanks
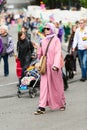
[29,93,36,98]
[17,91,22,98]
[29,88,36,98]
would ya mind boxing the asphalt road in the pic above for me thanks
[0,24,87,130]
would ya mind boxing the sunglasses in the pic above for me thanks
[44,28,50,31]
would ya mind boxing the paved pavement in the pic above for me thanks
[0,24,87,130]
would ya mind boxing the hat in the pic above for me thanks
[0,25,8,32]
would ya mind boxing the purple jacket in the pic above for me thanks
[58,26,64,43]
[0,34,14,55]
[0,38,3,54]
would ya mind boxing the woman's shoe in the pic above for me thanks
[34,107,45,115]
[60,103,66,111]
[60,107,66,111]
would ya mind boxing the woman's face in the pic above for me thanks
[44,26,51,36]
[0,28,7,35]
[21,27,25,33]
[72,25,76,32]
[20,33,26,40]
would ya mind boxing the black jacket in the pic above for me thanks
[17,38,34,68]
[67,32,78,59]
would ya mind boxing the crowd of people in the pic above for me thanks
[0,11,87,115]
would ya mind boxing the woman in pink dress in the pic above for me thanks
[34,23,66,115]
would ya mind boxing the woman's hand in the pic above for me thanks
[72,48,75,52]
[84,45,87,49]
[52,66,58,71]
[32,42,40,49]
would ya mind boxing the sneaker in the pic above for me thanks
[34,107,45,115]
[4,74,9,77]
[80,78,86,82]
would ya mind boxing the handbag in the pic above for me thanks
[35,36,54,75]
[38,55,46,74]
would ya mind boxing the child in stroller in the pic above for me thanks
[17,58,40,98]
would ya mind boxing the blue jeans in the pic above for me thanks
[78,49,87,79]
[2,54,9,76]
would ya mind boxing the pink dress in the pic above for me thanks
[38,36,65,110]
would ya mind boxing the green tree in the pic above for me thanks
[80,0,87,8]
[34,0,87,9]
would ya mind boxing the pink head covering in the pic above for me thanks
[45,22,56,34]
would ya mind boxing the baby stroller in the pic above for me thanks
[16,58,40,98]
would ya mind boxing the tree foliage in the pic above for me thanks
[39,0,87,9]
[80,0,87,8]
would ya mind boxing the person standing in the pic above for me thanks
[57,20,64,43]
[17,32,34,85]
[72,19,87,81]
[64,22,71,43]
[67,25,77,74]
[0,37,3,60]
[0,25,14,76]
[34,23,66,115]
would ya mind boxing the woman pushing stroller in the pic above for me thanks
[16,31,34,86]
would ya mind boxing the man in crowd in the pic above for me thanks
[72,19,87,81]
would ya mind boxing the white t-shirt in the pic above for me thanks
[73,26,87,50]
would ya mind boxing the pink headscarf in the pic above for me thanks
[45,22,56,34]
[44,22,56,39]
